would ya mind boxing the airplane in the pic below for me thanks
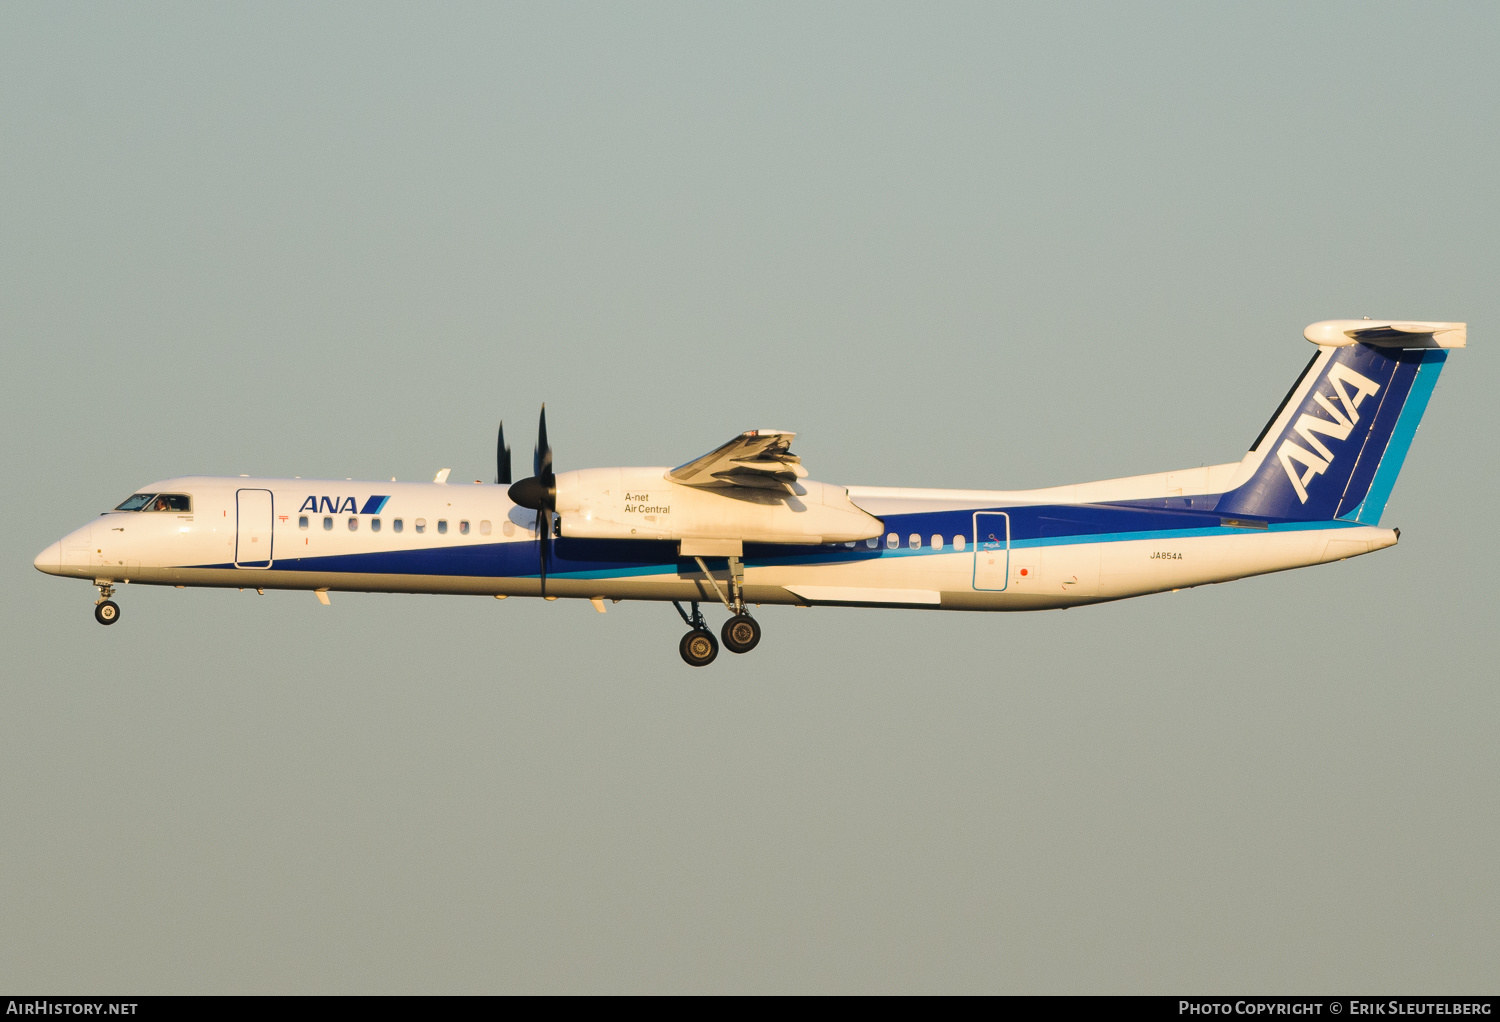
[34,319,1465,666]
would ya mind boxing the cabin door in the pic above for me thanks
[972,512,1010,591]
[235,489,274,568]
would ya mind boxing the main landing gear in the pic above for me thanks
[677,608,718,667]
[673,554,762,667]
[721,613,761,654]
[94,582,120,626]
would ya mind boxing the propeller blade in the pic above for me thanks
[538,405,552,596]
[538,510,548,597]
[535,404,552,483]
[505,403,557,510]
[495,421,511,485]
[502,404,556,597]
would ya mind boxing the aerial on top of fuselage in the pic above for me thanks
[37,318,1467,667]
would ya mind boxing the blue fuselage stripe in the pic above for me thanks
[185,504,1364,579]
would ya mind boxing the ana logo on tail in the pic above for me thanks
[1277,362,1381,502]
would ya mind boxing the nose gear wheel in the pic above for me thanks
[94,600,120,625]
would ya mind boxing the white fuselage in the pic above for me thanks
[34,470,1396,611]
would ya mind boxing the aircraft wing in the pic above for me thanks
[668,430,810,492]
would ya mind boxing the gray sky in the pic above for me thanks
[2,1,1496,994]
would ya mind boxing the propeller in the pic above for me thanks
[495,421,511,485]
[506,405,556,596]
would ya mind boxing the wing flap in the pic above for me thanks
[669,430,807,491]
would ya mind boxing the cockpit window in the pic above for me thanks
[147,494,191,512]
[114,493,157,511]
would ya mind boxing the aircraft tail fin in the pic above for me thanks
[1215,321,1462,525]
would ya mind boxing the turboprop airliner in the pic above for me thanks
[35,319,1464,666]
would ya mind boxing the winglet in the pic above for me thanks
[433,468,451,484]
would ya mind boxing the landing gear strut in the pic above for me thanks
[94,582,120,626]
[674,554,762,665]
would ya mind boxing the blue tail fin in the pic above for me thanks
[1216,342,1449,524]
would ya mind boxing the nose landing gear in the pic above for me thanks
[93,582,120,625]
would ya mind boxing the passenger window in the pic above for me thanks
[323,516,334,531]
[437,520,448,535]
[866,538,878,549]
[114,493,157,512]
[908,534,920,549]
[298,516,309,530]
[415,518,426,534]
[479,520,491,536]
[371,518,381,533]
[886,533,898,549]
[459,520,470,535]
[931,534,943,549]
[348,517,358,531]
[502,520,515,537]
[954,535,966,551]
[393,518,404,533]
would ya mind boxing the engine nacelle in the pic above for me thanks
[553,468,883,545]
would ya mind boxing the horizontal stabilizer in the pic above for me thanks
[1304,320,1466,349]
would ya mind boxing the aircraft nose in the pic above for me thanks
[34,540,63,576]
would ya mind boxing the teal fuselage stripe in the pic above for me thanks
[548,519,1364,578]
[1005,518,1361,550]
